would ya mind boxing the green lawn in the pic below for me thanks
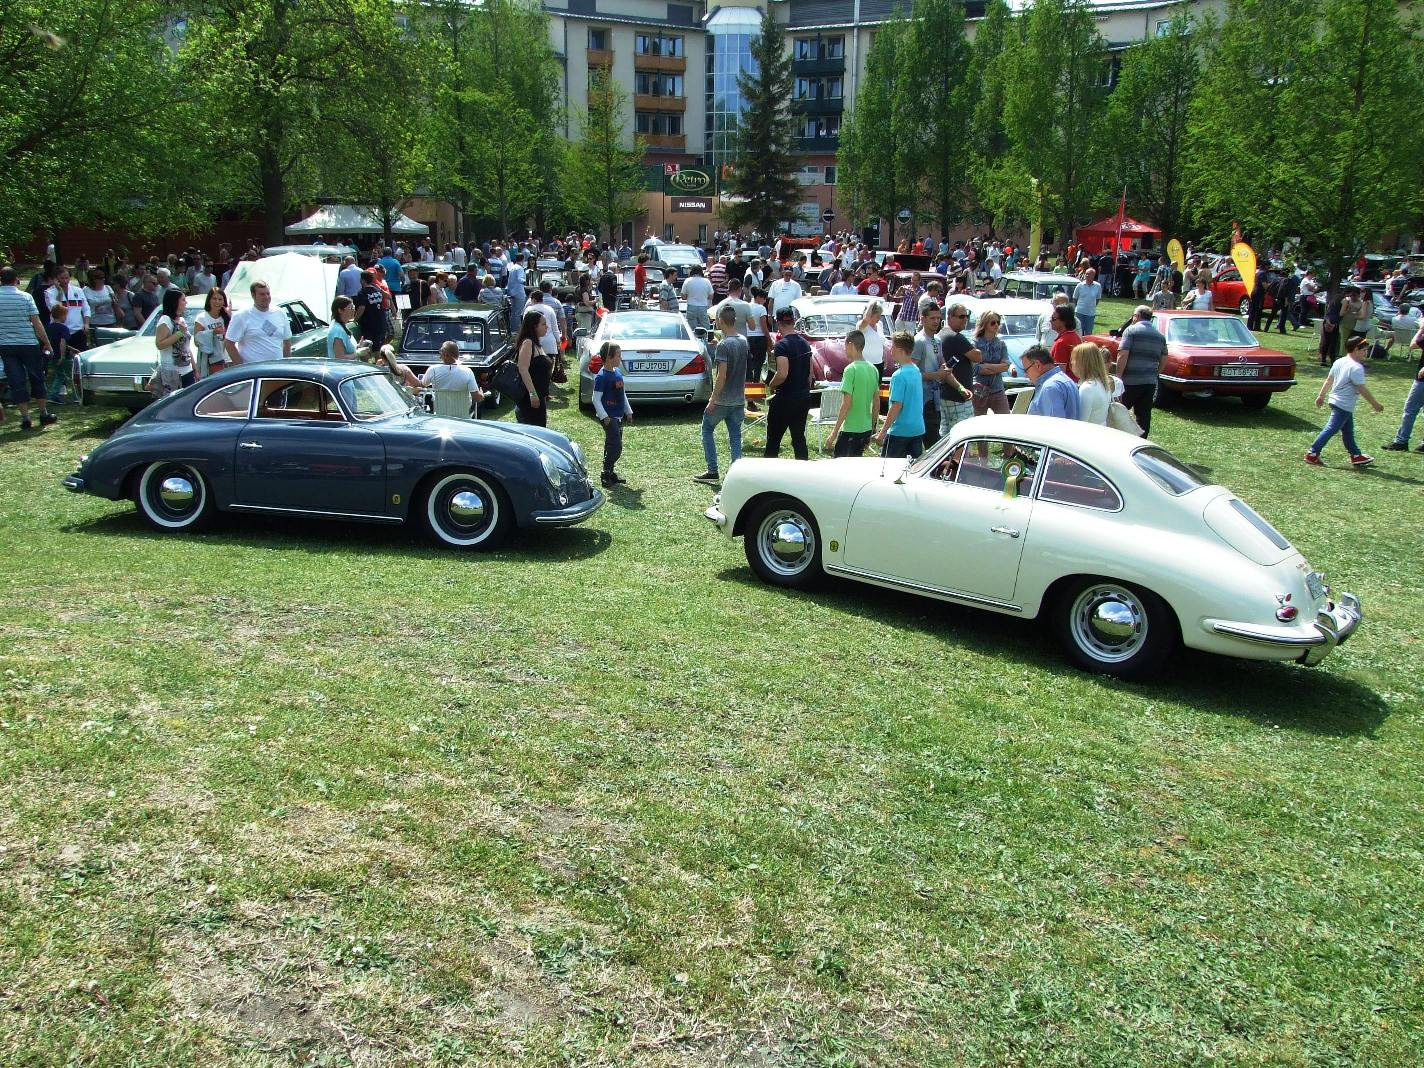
[2,297,1421,1066]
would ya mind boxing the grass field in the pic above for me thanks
[1,297,1421,1066]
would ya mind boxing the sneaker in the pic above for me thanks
[1382,441,1408,451]
[1303,452,1323,466]
[1350,454,1374,468]
[20,418,33,431]
[1415,443,1424,454]
[39,411,58,427]
[599,473,614,488]
[692,470,720,485]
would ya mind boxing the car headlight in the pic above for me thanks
[569,441,585,471]
[539,451,562,489]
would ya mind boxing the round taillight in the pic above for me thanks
[1275,605,1299,623]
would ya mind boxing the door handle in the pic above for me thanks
[990,526,1020,539]
[239,441,263,450]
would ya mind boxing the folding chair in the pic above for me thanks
[430,388,476,419]
[1008,387,1034,414]
[807,384,843,453]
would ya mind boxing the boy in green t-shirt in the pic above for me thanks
[826,329,882,457]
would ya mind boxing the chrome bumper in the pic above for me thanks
[1209,592,1361,665]
[1160,375,1296,389]
[531,489,604,526]
[704,493,728,533]
[63,473,86,493]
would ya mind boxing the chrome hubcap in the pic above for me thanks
[159,476,195,510]
[1071,585,1147,662]
[448,489,485,526]
[759,510,815,576]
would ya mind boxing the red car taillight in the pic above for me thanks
[677,353,706,375]
[588,353,604,373]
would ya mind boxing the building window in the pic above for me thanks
[824,165,837,185]
[588,28,608,50]
[636,112,684,135]
[800,116,840,139]
[794,77,843,100]
[1155,19,1171,36]
[636,33,683,57]
[635,72,684,97]
[794,36,845,61]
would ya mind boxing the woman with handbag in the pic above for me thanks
[512,309,552,427]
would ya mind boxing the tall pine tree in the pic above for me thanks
[723,8,800,237]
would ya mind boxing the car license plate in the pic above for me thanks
[1220,365,1262,377]
[629,359,674,373]
[1306,571,1327,600]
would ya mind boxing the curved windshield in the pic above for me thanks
[797,313,861,337]
[602,313,692,341]
[339,372,411,421]
[1166,316,1256,346]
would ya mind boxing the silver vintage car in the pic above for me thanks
[576,311,710,409]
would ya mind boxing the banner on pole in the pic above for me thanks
[1232,242,1257,295]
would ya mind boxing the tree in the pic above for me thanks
[967,0,1016,230]
[905,0,974,239]
[1105,10,1199,242]
[1186,0,1424,292]
[722,7,800,237]
[0,0,221,254]
[565,69,648,242]
[839,21,917,246]
[184,0,401,246]
[1002,0,1110,244]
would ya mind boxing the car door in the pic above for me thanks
[233,377,387,516]
[841,438,1041,604]
[282,301,324,356]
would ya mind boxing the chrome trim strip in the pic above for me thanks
[228,503,401,523]
[1160,375,1296,387]
[531,491,604,525]
[826,564,1023,613]
[1209,621,1327,647]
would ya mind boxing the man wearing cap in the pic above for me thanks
[764,306,816,459]
[767,264,803,321]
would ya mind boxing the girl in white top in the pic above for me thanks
[857,301,887,369]
[1185,278,1214,310]
[1071,342,1114,425]
[83,270,118,328]
[193,288,230,376]
[427,274,448,306]
[154,290,195,393]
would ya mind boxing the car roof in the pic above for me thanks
[210,357,377,386]
[1003,271,1073,282]
[947,414,1161,471]
[408,302,501,319]
[958,295,1051,313]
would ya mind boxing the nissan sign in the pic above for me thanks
[671,196,712,213]
[664,168,713,195]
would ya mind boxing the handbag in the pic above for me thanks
[1106,400,1143,436]
[490,359,524,400]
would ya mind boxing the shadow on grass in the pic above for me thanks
[1163,396,1318,432]
[63,509,614,562]
[715,566,1390,738]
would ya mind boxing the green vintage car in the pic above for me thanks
[79,300,329,410]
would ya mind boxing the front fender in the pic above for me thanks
[385,434,557,525]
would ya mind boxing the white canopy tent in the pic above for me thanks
[285,205,430,237]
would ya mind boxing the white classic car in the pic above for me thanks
[705,415,1361,677]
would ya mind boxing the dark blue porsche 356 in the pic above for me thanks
[62,359,603,549]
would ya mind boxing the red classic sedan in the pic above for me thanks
[1210,264,1284,317]
[1089,310,1296,410]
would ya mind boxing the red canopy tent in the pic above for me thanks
[1075,211,1162,254]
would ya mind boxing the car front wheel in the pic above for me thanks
[744,496,823,589]
[422,470,512,550]
[1055,578,1177,678]
[136,461,214,532]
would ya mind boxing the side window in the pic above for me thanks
[946,439,1041,493]
[256,378,343,421]
[1037,451,1123,511]
[285,302,318,334]
[194,380,253,419]
[485,317,507,347]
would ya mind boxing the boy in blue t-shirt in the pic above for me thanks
[876,331,926,459]
[592,341,633,487]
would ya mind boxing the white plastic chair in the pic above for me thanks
[808,384,843,452]
[431,389,476,419]
[1009,387,1034,414]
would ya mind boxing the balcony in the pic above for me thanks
[635,94,686,112]
[586,47,613,68]
[644,133,686,150]
[792,56,845,76]
[793,96,844,115]
[634,52,686,73]
[797,135,840,154]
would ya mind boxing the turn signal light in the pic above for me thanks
[677,353,706,375]
[588,353,604,373]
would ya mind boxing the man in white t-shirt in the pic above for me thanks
[767,264,803,319]
[224,282,293,364]
[529,290,561,356]
[680,265,714,330]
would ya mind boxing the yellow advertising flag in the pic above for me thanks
[1232,242,1258,295]
[1167,239,1185,273]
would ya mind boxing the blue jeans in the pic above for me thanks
[1393,376,1424,445]
[1310,405,1359,457]
[701,403,744,473]
[1078,312,1096,336]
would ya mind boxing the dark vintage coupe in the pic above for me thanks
[396,303,515,401]
[63,359,602,549]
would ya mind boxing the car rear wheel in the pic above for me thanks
[1055,578,1176,679]
[744,496,823,589]
[422,470,512,550]
[1238,297,1250,318]
[1240,392,1271,410]
[135,461,214,532]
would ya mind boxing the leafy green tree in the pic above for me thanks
[565,69,648,242]
[0,0,219,255]
[1187,0,1424,291]
[839,21,917,246]
[722,7,800,237]
[1105,10,1199,242]
[1002,0,1109,244]
[967,0,1015,229]
[905,0,974,239]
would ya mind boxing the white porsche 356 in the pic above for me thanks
[705,415,1361,678]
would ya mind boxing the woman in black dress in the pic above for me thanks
[513,309,552,426]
